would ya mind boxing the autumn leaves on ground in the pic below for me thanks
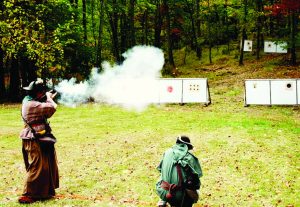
[0,53,299,207]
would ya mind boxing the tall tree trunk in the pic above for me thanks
[145,10,149,45]
[82,0,88,42]
[96,0,105,69]
[290,9,297,65]
[239,0,248,66]
[209,45,212,64]
[196,0,202,58]
[185,0,197,51]
[0,48,4,100]
[0,0,5,99]
[225,0,230,53]
[128,0,135,47]
[269,0,274,36]
[19,57,28,89]
[239,31,246,66]
[9,59,21,101]
[91,0,97,47]
[207,0,212,64]
[163,0,175,71]
[154,0,163,47]
[108,0,121,63]
[120,11,127,55]
[256,0,263,60]
[141,9,149,45]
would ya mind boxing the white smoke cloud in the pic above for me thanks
[55,45,165,111]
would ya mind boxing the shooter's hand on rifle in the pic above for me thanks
[46,90,57,100]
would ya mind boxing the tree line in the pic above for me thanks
[0,0,299,101]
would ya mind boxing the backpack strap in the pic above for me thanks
[21,113,37,140]
[160,164,184,196]
[21,112,49,139]
[176,164,183,187]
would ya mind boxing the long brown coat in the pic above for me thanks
[20,96,59,198]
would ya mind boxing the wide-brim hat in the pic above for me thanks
[176,135,193,150]
[23,79,46,91]
[23,81,35,91]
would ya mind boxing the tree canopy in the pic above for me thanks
[0,0,299,101]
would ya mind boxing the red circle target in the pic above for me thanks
[167,86,173,93]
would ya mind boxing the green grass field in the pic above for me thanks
[1,101,299,206]
[0,54,299,207]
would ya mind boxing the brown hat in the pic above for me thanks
[176,135,193,150]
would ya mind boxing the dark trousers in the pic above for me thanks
[169,192,194,207]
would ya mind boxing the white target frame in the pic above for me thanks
[182,78,210,104]
[243,40,253,52]
[158,79,183,103]
[271,79,297,105]
[244,80,271,105]
[264,41,288,53]
[298,80,300,104]
[276,42,288,53]
[158,78,211,105]
[244,79,299,106]
[264,41,277,53]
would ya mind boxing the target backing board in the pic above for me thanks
[158,79,182,103]
[276,42,288,53]
[270,80,297,105]
[264,41,276,53]
[297,79,300,104]
[182,78,209,103]
[243,40,253,52]
[245,80,271,105]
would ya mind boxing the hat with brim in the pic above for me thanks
[23,79,46,92]
[176,135,193,150]
[23,81,35,91]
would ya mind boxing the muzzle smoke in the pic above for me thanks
[55,45,164,111]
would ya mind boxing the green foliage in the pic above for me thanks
[0,0,79,76]
[0,0,299,88]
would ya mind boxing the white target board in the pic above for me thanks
[264,41,288,53]
[245,80,271,105]
[243,40,253,52]
[158,79,182,103]
[245,79,299,106]
[270,80,297,105]
[297,79,300,104]
[276,42,288,53]
[264,41,276,53]
[182,79,209,103]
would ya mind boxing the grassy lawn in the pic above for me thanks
[0,54,299,207]
[0,98,299,207]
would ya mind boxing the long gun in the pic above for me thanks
[38,89,58,102]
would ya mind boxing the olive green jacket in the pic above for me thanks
[156,143,202,203]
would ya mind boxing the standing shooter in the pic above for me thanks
[18,79,59,204]
[156,135,202,207]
